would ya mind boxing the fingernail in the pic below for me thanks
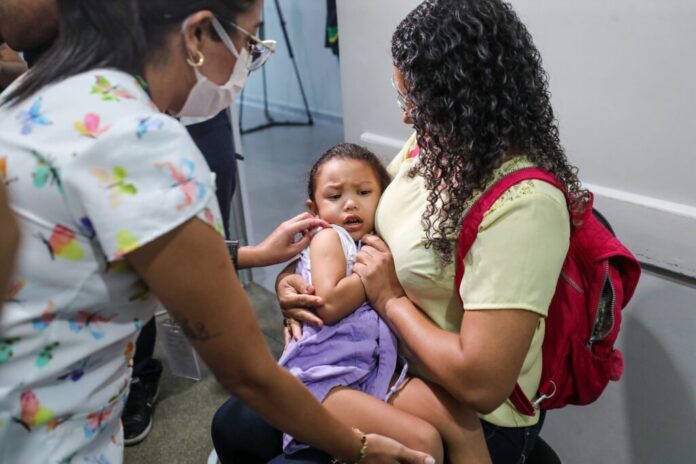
[425,457,435,464]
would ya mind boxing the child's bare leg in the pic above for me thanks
[389,377,491,464]
[323,387,444,463]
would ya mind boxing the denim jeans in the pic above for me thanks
[481,411,546,464]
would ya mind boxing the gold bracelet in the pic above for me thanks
[330,428,368,464]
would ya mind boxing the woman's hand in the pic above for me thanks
[353,234,406,316]
[238,213,329,268]
[277,270,324,345]
[363,433,435,464]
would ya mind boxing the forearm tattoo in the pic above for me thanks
[176,317,220,342]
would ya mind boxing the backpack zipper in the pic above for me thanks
[587,262,616,348]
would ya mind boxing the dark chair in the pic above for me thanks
[527,436,562,464]
[593,208,615,235]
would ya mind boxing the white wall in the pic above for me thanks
[337,0,416,157]
[511,0,696,278]
[337,1,696,462]
[241,0,343,122]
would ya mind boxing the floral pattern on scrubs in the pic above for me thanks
[0,69,223,463]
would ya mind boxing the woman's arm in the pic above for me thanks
[236,212,329,269]
[127,218,432,463]
[309,228,366,325]
[354,235,538,413]
[383,297,537,413]
[0,183,19,314]
[127,218,362,459]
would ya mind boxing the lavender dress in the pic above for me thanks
[278,225,405,454]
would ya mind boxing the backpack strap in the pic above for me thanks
[455,167,564,289]
[455,167,566,417]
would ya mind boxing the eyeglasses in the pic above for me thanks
[227,22,277,72]
[210,17,276,72]
[391,75,409,112]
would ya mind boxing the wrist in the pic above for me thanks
[383,295,408,321]
[236,245,261,269]
[332,428,367,464]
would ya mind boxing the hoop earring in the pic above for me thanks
[186,50,205,68]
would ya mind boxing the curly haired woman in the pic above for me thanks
[214,1,586,462]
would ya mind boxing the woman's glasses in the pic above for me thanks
[391,75,409,112]
[228,22,277,72]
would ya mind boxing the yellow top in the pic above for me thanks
[375,133,570,427]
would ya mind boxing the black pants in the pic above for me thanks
[131,317,162,384]
[131,110,238,384]
[211,395,545,464]
[211,395,331,464]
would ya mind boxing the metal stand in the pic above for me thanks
[227,106,253,287]
[239,0,314,134]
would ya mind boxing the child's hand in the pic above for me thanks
[283,317,303,348]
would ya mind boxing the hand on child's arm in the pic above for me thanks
[354,234,406,315]
[238,213,330,268]
[276,263,324,343]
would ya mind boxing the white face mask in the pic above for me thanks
[176,17,253,118]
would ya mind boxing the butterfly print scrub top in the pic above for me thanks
[0,69,224,463]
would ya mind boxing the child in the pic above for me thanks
[278,143,443,461]
[278,143,492,463]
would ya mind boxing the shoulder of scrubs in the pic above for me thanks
[33,69,226,261]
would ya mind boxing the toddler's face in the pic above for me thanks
[308,158,382,241]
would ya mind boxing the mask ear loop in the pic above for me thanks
[210,17,243,60]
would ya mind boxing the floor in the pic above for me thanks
[124,108,344,463]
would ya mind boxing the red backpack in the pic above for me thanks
[455,167,641,414]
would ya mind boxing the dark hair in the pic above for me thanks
[392,0,589,264]
[2,0,256,106]
[138,0,256,64]
[307,143,391,202]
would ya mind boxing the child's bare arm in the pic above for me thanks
[310,228,366,325]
